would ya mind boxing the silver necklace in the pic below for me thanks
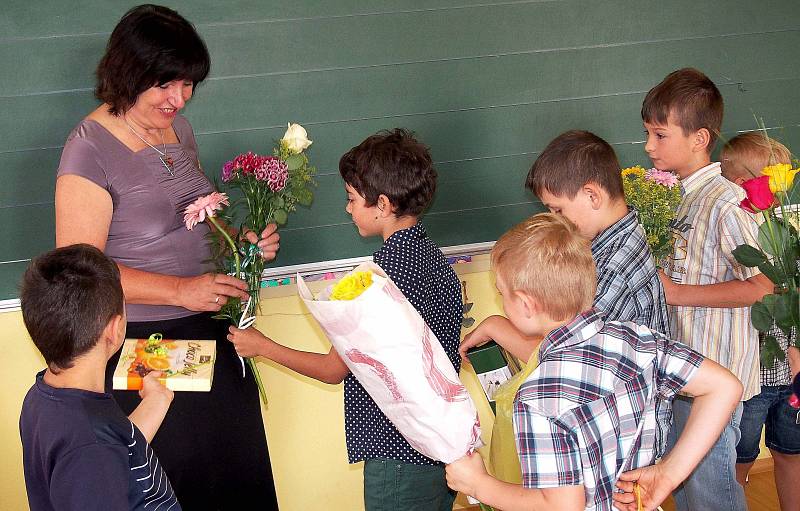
[123,117,174,176]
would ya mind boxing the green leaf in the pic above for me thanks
[732,244,767,267]
[272,195,285,209]
[787,176,800,204]
[285,154,304,171]
[273,208,288,225]
[750,300,774,332]
[758,220,790,256]
[757,260,782,286]
[773,292,795,333]
[761,335,786,369]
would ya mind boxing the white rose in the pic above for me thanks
[281,123,312,154]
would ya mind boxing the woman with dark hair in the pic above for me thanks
[54,5,279,509]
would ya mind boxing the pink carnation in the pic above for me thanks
[254,157,289,192]
[183,192,229,230]
[645,168,679,188]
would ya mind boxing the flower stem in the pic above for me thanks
[207,216,241,278]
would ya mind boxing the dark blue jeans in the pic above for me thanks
[737,385,800,463]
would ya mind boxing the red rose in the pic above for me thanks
[740,175,775,213]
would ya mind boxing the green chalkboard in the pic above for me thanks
[2,0,799,299]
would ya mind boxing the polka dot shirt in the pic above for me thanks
[343,223,463,465]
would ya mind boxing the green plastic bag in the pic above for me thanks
[487,350,539,484]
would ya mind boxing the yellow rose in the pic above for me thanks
[762,163,799,193]
[330,271,373,301]
[281,123,313,154]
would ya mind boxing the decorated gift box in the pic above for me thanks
[466,341,520,413]
[113,334,216,392]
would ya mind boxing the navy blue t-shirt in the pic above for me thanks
[343,223,463,465]
[20,371,181,511]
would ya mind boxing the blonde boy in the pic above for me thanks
[642,68,774,511]
[720,132,800,510]
[445,214,742,511]
[721,131,792,185]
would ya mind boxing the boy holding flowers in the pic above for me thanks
[445,213,743,511]
[642,68,774,510]
[720,132,800,510]
[228,129,463,510]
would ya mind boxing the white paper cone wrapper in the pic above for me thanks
[298,261,482,463]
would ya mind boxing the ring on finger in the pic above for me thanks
[214,295,220,304]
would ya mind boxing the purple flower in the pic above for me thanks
[645,168,679,188]
[222,160,235,182]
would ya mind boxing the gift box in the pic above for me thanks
[113,337,216,392]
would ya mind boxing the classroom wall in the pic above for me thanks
[2,0,800,299]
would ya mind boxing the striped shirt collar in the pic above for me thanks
[591,208,637,255]
[539,308,605,360]
[680,162,721,195]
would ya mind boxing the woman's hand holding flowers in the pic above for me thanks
[175,273,249,312]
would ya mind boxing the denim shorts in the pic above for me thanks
[736,385,800,463]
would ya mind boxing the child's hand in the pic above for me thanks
[242,224,280,261]
[459,315,505,363]
[227,325,272,358]
[139,371,173,406]
[445,451,488,496]
[613,464,679,511]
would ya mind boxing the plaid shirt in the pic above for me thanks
[514,309,703,511]
[762,325,793,386]
[592,209,670,336]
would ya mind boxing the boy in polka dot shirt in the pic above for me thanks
[229,128,463,510]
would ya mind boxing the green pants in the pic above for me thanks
[363,458,456,511]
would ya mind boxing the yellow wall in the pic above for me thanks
[0,260,770,509]
[0,260,499,511]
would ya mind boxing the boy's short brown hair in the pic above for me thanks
[641,68,723,153]
[525,130,623,200]
[721,132,792,181]
[20,244,124,372]
[339,128,436,217]
[492,213,595,321]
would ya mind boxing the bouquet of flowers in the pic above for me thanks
[621,165,682,262]
[183,123,316,405]
[297,262,482,463]
[733,158,800,367]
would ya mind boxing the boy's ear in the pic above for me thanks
[692,128,712,153]
[514,290,540,318]
[101,314,125,354]
[376,194,396,217]
[582,182,605,210]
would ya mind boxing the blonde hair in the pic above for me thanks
[721,132,792,181]
[492,213,596,321]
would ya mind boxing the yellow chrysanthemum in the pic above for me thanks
[330,271,374,300]
[621,166,646,178]
[761,163,799,193]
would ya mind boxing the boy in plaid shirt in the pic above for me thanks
[446,213,743,511]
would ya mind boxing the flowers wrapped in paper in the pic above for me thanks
[298,262,482,463]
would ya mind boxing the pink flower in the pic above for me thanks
[254,157,289,191]
[645,168,679,188]
[183,192,229,230]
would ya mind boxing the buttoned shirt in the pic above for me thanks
[662,162,761,400]
[592,209,670,336]
[343,223,463,465]
[514,309,703,511]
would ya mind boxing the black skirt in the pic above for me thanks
[105,312,279,510]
